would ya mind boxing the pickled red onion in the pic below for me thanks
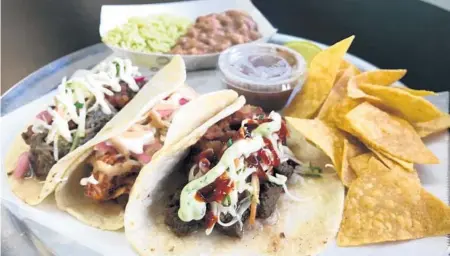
[179,98,189,105]
[134,76,146,83]
[156,109,174,118]
[36,110,52,124]
[94,142,116,154]
[14,152,31,178]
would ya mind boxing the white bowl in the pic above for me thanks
[99,0,277,71]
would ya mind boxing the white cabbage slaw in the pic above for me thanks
[32,58,141,161]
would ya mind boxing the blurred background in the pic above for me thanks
[2,0,450,94]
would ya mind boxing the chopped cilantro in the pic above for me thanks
[69,132,84,152]
[257,114,265,120]
[227,138,233,147]
[74,102,84,109]
[299,163,322,178]
[222,194,231,206]
[114,62,120,75]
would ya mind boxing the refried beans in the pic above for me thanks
[170,10,262,55]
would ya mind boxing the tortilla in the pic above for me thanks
[284,36,354,119]
[125,98,345,256]
[54,89,239,230]
[5,56,188,205]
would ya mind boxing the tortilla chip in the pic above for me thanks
[349,153,418,182]
[334,70,346,87]
[318,65,360,124]
[370,152,419,183]
[413,114,450,138]
[337,164,450,246]
[347,69,407,101]
[367,146,414,172]
[340,138,366,186]
[336,60,359,80]
[284,36,355,118]
[345,102,438,164]
[285,117,345,173]
[396,87,436,97]
[358,83,443,122]
[333,98,363,133]
[339,60,351,70]
[349,153,373,177]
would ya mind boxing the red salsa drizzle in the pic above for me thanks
[195,173,234,204]
[263,137,280,167]
[246,154,267,181]
[193,111,288,231]
[205,209,218,230]
[196,173,235,230]
[278,120,289,144]
[195,148,214,163]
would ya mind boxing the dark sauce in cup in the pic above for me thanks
[218,43,307,111]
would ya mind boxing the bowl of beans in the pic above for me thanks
[99,1,277,72]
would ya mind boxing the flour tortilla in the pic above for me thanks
[54,89,239,230]
[5,56,187,205]
[124,97,345,256]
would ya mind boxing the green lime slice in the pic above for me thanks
[284,41,322,67]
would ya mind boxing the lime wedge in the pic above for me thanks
[284,41,322,67]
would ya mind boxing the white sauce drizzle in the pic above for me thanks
[80,174,99,186]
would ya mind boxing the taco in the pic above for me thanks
[5,56,182,205]
[124,96,345,256]
[54,85,239,230]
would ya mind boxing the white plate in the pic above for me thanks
[1,35,449,256]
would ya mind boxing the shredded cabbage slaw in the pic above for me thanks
[32,58,141,161]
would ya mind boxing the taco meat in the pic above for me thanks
[105,79,147,109]
[165,188,203,236]
[28,133,56,179]
[21,105,117,180]
[80,105,117,145]
[80,89,195,202]
[164,105,304,238]
[17,74,145,180]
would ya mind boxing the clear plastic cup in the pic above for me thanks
[218,43,307,111]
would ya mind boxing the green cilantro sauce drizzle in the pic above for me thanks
[178,113,282,222]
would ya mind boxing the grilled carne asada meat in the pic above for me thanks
[105,80,146,109]
[13,58,147,183]
[165,105,300,238]
[28,133,56,179]
[165,188,203,236]
[21,106,116,180]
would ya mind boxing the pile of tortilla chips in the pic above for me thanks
[284,36,450,246]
